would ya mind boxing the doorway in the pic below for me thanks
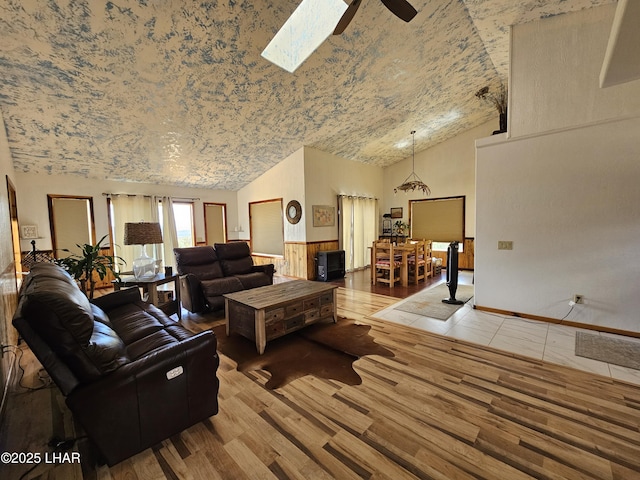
[204,202,227,245]
[47,195,96,257]
[6,176,21,280]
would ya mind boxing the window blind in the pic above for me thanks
[250,199,284,256]
[410,196,464,242]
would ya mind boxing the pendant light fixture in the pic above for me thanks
[394,130,431,196]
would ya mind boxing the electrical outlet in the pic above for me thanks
[498,241,513,250]
[573,294,584,304]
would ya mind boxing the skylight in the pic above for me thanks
[261,0,348,73]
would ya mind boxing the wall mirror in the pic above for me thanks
[48,195,96,257]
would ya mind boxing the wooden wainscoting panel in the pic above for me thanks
[306,240,339,280]
[252,241,340,279]
[252,243,306,279]
[432,238,474,271]
[253,254,287,278]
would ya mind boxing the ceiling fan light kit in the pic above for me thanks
[395,130,431,196]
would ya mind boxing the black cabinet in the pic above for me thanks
[316,250,345,281]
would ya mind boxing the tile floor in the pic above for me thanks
[372,272,640,386]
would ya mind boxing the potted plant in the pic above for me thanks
[55,235,124,299]
[394,220,409,235]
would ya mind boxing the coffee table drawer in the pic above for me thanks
[285,302,304,317]
[305,308,320,323]
[320,293,333,304]
[265,307,285,324]
[285,315,305,331]
[320,303,334,317]
[266,321,285,339]
[303,297,319,310]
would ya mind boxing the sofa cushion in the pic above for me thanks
[29,262,77,284]
[174,246,224,280]
[236,272,272,290]
[126,330,181,360]
[85,321,129,373]
[20,267,127,381]
[214,242,254,276]
[107,302,167,345]
[201,276,244,298]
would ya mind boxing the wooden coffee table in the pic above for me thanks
[224,280,338,354]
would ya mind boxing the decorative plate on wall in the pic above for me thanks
[286,200,302,224]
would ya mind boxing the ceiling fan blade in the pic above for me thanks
[380,0,418,22]
[333,0,363,34]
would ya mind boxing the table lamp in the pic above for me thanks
[123,222,163,280]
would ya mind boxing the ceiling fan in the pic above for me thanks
[333,0,418,35]
[261,0,418,73]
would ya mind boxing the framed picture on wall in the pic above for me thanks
[390,207,403,218]
[312,205,335,227]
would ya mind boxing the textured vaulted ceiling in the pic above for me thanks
[0,0,613,190]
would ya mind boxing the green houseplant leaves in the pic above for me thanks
[54,234,125,299]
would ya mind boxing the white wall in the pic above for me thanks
[382,121,495,237]
[476,5,640,332]
[304,147,384,243]
[510,4,640,138]
[14,172,238,251]
[236,147,306,243]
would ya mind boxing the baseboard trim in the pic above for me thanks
[474,305,640,339]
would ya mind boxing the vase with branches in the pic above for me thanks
[55,234,124,299]
[475,84,508,133]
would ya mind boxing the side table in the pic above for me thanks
[113,273,181,320]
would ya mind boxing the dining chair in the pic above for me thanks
[407,240,426,284]
[372,241,401,287]
[424,240,433,279]
[407,239,433,284]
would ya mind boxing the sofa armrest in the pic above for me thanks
[66,330,219,466]
[91,287,142,312]
[252,263,275,281]
[179,273,208,313]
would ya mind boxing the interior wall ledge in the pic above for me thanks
[476,112,640,149]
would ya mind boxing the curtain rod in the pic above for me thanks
[102,193,200,201]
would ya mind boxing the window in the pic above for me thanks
[158,201,195,248]
[250,199,284,256]
[172,202,195,247]
[410,196,465,245]
[432,241,464,253]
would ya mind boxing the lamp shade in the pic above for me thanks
[123,222,163,246]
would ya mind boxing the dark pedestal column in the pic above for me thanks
[442,241,463,305]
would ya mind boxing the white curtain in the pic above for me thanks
[339,195,378,272]
[110,195,154,273]
[153,196,179,270]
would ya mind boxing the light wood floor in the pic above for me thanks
[3,287,640,479]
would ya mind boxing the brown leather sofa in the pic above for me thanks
[12,262,219,466]
[174,242,275,313]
